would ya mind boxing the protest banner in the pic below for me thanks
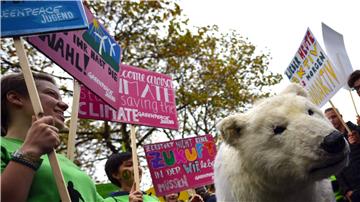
[322,22,353,89]
[1,1,88,38]
[78,64,179,130]
[144,135,217,196]
[284,28,343,107]
[27,6,121,109]
[322,23,359,116]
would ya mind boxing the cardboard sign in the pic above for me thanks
[78,64,179,130]
[27,7,121,108]
[144,135,216,196]
[322,23,353,89]
[1,1,88,38]
[284,29,343,107]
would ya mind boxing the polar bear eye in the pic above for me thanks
[308,109,314,116]
[273,126,286,135]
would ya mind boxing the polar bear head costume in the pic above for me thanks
[214,84,349,202]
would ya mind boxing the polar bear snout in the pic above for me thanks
[320,131,345,154]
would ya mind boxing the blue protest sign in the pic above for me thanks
[1,1,88,38]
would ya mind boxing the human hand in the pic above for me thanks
[20,115,60,159]
[345,190,353,201]
[189,194,204,202]
[129,182,143,202]
[348,131,360,145]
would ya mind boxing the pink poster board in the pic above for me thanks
[27,7,121,109]
[78,64,179,130]
[144,135,216,196]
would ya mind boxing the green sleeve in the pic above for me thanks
[96,192,105,202]
[1,146,11,173]
[104,196,119,202]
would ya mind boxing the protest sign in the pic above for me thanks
[27,6,121,108]
[322,22,353,89]
[78,64,179,130]
[1,1,88,38]
[144,135,216,196]
[284,29,343,107]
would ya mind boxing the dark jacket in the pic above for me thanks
[336,122,360,198]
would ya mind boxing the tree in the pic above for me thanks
[1,0,282,181]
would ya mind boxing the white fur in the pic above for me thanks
[215,84,349,202]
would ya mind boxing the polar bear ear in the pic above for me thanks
[217,114,247,146]
[280,83,308,98]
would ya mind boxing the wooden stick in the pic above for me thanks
[130,125,140,191]
[329,100,351,134]
[349,90,359,116]
[13,37,71,202]
[66,80,81,161]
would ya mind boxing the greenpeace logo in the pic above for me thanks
[88,72,115,102]
[160,119,174,124]
[194,173,213,181]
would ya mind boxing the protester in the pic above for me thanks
[1,72,103,201]
[348,69,360,125]
[337,130,360,202]
[205,184,217,202]
[324,108,360,140]
[163,192,182,202]
[348,70,360,97]
[325,107,360,202]
[104,152,159,202]
[188,193,204,202]
[195,186,210,202]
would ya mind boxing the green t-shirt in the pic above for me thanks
[1,136,104,202]
[104,191,159,202]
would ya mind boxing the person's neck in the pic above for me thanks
[120,183,132,193]
[338,126,346,134]
[5,121,31,141]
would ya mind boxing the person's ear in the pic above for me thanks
[6,91,26,108]
[112,172,121,181]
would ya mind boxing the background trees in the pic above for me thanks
[1,0,281,182]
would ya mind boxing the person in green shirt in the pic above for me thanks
[104,152,159,202]
[1,72,103,202]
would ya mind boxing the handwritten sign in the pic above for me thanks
[284,29,342,107]
[78,64,179,130]
[27,6,120,108]
[1,1,88,38]
[144,135,216,196]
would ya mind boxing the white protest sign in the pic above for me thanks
[284,28,343,107]
[322,22,353,89]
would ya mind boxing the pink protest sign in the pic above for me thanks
[27,7,121,109]
[144,135,216,196]
[78,64,179,130]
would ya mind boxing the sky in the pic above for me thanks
[179,0,360,122]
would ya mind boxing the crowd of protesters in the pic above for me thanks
[2,70,360,201]
[326,70,360,202]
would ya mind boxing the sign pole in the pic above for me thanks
[67,80,81,161]
[13,37,71,202]
[130,125,140,191]
[329,100,351,134]
[349,90,359,116]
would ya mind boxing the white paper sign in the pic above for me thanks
[322,22,353,89]
[285,28,343,107]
